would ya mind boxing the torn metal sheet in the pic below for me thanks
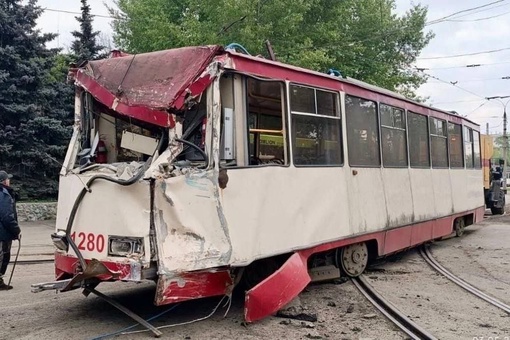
[76,46,222,111]
[151,77,231,276]
[152,170,232,274]
[55,252,144,282]
[244,252,311,322]
[61,259,120,292]
[154,269,233,305]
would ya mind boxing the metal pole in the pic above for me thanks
[486,122,489,135]
[486,96,510,185]
[7,236,21,286]
[503,105,508,186]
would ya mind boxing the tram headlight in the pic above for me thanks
[108,236,144,257]
[51,230,68,251]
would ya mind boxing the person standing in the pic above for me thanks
[0,170,21,290]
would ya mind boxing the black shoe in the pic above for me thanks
[0,283,13,290]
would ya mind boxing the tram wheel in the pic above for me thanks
[338,242,368,277]
[491,206,504,215]
[454,218,465,237]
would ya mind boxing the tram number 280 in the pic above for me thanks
[70,232,105,253]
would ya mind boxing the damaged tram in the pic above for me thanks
[32,45,485,322]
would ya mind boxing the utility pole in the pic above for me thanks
[486,95,510,182]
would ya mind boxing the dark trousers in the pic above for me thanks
[0,240,12,282]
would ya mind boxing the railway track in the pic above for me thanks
[420,245,510,314]
[352,275,437,340]
[11,259,54,265]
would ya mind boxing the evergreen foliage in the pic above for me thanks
[0,0,72,200]
[71,0,104,62]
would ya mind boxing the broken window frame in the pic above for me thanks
[63,91,168,174]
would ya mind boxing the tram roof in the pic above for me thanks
[225,50,479,127]
[73,45,479,128]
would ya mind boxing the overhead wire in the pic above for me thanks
[291,1,509,50]
[425,0,507,25]
[432,1,510,21]
[466,101,488,116]
[43,8,114,19]
[417,60,510,70]
[432,98,486,105]
[419,71,487,99]
[443,9,510,22]
[428,76,510,84]
[418,46,510,60]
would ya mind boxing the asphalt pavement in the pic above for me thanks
[10,220,55,263]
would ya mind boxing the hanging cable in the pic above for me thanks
[225,43,251,55]
[90,304,181,340]
[120,296,229,336]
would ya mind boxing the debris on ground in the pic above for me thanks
[276,297,318,322]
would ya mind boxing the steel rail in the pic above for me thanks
[420,245,510,314]
[11,259,54,265]
[352,275,438,340]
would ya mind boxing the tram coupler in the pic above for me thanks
[31,279,78,293]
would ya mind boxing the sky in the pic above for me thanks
[35,0,510,135]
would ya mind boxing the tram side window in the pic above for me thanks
[429,117,448,168]
[380,104,407,167]
[290,85,342,166]
[464,126,474,168]
[408,112,430,167]
[448,122,464,168]
[247,78,287,166]
[473,130,481,168]
[345,95,380,167]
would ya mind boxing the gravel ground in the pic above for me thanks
[1,262,403,340]
[366,214,510,340]
[2,214,510,340]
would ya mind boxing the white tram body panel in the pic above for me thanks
[221,166,482,266]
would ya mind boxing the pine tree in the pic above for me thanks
[71,0,104,62]
[0,0,72,199]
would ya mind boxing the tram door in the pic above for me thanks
[343,94,389,233]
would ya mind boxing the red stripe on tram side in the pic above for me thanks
[244,206,485,322]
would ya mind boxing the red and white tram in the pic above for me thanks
[34,45,484,322]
